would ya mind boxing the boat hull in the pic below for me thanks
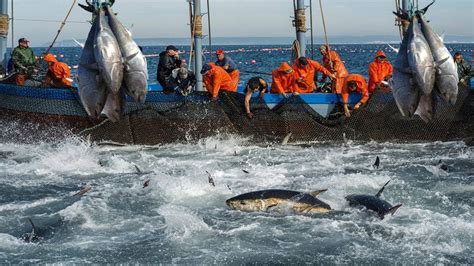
[0,83,472,144]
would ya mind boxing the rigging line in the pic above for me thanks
[206,0,212,55]
[44,0,78,55]
[318,0,333,70]
[188,0,195,70]
[13,18,88,24]
[11,0,14,49]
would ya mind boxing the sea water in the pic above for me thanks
[0,44,472,263]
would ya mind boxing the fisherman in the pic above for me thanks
[244,77,267,119]
[215,49,239,90]
[42,53,72,87]
[270,62,299,98]
[341,74,369,118]
[201,63,236,101]
[292,57,335,93]
[169,63,196,96]
[319,45,348,94]
[11,38,38,86]
[368,50,393,93]
[157,45,181,94]
[454,52,472,86]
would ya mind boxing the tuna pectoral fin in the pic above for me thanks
[302,204,321,213]
[122,52,140,63]
[388,204,402,216]
[309,189,328,197]
[72,187,91,197]
[434,57,449,68]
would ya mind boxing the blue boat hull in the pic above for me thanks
[0,82,472,144]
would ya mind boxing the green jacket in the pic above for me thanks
[12,46,36,74]
[456,59,472,85]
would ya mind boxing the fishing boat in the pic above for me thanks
[0,0,472,145]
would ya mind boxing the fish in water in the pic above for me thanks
[226,189,331,214]
[94,7,123,94]
[206,171,215,187]
[373,156,380,169]
[77,14,107,118]
[389,25,421,118]
[407,16,436,96]
[345,180,402,219]
[418,14,458,105]
[106,6,148,103]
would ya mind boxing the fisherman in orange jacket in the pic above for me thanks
[201,63,236,101]
[43,53,72,87]
[292,57,336,93]
[319,45,348,94]
[341,74,369,117]
[270,62,299,98]
[368,50,393,93]
[215,49,239,91]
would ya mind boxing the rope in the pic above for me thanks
[318,0,333,70]
[0,14,8,37]
[44,0,78,55]
[188,0,195,70]
[295,9,306,33]
[291,39,301,62]
[309,0,314,59]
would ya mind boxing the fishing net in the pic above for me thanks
[0,84,472,144]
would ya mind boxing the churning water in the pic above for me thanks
[0,135,472,264]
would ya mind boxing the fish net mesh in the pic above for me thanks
[0,85,472,144]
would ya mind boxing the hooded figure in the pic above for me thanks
[170,63,196,96]
[368,50,393,93]
[201,63,235,101]
[341,74,369,117]
[43,53,72,87]
[319,45,348,94]
[292,57,335,93]
[270,62,299,97]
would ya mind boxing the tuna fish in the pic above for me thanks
[226,189,331,214]
[94,8,123,94]
[102,90,124,122]
[77,15,107,118]
[345,180,402,219]
[418,15,458,105]
[106,6,148,103]
[390,27,421,117]
[407,16,436,96]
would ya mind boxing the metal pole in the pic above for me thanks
[296,0,306,57]
[10,0,12,49]
[194,0,203,91]
[309,0,314,59]
[401,0,409,35]
[0,0,8,71]
[206,0,212,55]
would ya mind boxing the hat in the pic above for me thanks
[166,45,178,51]
[376,50,387,59]
[18,38,30,43]
[298,57,308,66]
[216,49,224,55]
[200,64,211,74]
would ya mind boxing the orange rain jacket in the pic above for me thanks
[270,62,298,94]
[229,69,240,91]
[43,53,72,87]
[368,50,393,93]
[322,49,348,93]
[341,74,369,105]
[203,63,235,97]
[292,59,333,93]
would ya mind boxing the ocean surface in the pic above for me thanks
[0,44,473,264]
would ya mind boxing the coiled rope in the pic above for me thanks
[0,14,9,38]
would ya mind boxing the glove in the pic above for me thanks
[246,112,253,119]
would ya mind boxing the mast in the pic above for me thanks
[401,0,410,34]
[0,0,8,73]
[193,0,203,91]
[294,0,306,57]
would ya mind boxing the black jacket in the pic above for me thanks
[456,59,472,84]
[157,51,181,88]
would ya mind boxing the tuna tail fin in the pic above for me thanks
[309,189,328,198]
[375,180,391,198]
[387,204,402,216]
[27,218,39,243]
[373,156,380,169]
[418,0,436,15]
[78,3,95,13]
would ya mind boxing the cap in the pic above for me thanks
[200,64,211,74]
[216,49,224,55]
[166,45,178,51]
[18,38,30,43]
[298,57,308,66]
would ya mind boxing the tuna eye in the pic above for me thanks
[240,201,246,205]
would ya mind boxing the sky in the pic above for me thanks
[6,0,474,46]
